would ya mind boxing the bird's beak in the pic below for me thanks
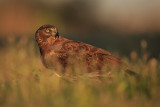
[51,32,57,36]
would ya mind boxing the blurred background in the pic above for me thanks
[0,0,160,58]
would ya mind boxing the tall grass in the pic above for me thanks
[0,37,160,107]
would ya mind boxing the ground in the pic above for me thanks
[0,37,160,107]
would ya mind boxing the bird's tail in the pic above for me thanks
[125,69,140,80]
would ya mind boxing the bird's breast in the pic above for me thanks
[48,44,62,52]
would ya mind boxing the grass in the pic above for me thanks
[0,37,160,107]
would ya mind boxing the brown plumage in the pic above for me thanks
[35,25,124,72]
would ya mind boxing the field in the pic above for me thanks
[0,37,160,107]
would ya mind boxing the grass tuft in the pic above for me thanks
[0,37,160,107]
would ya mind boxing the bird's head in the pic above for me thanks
[35,24,59,42]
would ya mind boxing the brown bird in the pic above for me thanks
[35,24,128,74]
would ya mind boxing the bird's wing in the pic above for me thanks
[92,48,122,66]
[59,40,111,55]
[52,39,123,69]
[60,40,89,52]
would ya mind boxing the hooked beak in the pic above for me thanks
[50,28,58,36]
[51,32,57,36]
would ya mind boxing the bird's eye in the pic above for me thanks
[45,29,50,33]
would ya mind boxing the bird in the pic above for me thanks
[35,24,130,75]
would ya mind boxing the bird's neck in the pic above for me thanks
[37,36,64,56]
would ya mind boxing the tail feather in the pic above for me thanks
[125,69,140,79]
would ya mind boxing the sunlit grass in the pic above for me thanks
[0,37,160,107]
